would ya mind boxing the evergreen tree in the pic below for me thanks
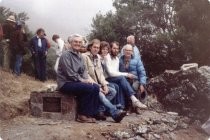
[89,0,210,77]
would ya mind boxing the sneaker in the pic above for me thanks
[113,110,127,123]
[133,100,147,109]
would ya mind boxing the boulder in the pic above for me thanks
[147,63,210,121]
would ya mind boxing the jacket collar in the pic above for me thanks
[121,54,134,60]
[85,51,99,59]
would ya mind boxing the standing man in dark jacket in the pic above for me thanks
[1,15,16,70]
[30,28,48,81]
[11,23,27,76]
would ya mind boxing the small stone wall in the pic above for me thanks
[30,91,77,121]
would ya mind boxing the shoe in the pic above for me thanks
[76,115,96,123]
[135,108,142,115]
[138,91,148,104]
[113,110,127,123]
[95,112,107,121]
[133,100,147,109]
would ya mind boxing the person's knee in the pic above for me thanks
[109,87,117,97]
[85,83,100,94]
[119,76,128,85]
[92,83,100,93]
[117,76,126,82]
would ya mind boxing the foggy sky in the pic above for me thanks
[0,0,113,40]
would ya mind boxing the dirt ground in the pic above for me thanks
[0,69,209,140]
[0,113,208,140]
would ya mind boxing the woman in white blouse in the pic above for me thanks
[52,34,65,73]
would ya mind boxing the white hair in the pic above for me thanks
[127,35,135,41]
[123,44,133,50]
[68,34,83,43]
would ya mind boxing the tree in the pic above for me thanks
[89,12,118,42]
[174,0,210,65]
[89,0,210,77]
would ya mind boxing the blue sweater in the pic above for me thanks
[119,55,147,85]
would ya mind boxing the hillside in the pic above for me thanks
[0,69,208,140]
[0,69,54,120]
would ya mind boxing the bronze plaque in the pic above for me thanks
[43,97,61,112]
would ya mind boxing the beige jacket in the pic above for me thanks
[82,51,108,86]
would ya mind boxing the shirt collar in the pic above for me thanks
[85,51,98,59]
[121,54,134,60]
[69,47,80,55]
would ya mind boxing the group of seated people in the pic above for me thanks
[56,34,147,123]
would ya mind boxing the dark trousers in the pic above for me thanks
[33,52,46,81]
[107,76,136,109]
[60,82,100,117]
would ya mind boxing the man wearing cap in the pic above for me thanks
[30,28,48,81]
[1,15,16,70]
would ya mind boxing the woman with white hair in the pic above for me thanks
[52,34,65,73]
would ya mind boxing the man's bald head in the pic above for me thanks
[127,35,135,46]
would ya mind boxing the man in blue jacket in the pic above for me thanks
[30,28,48,81]
[119,44,147,103]
[120,35,141,59]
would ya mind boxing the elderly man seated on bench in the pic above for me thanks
[56,34,100,123]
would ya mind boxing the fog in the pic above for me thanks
[0,0,113,40]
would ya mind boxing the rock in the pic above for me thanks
[101,132,110,139]
[169,132,177,140]
[167,112,178,116]
[151,123,168,133]
[147,133,156,140]
[153,133,161,139]
[177,123,188,129]
[134,125,148,135]
[112,131,131,139]
[180,63,198,75]
[128,136,145,140]
[202,117,210,135]
[30,91,77,121]
[152,119,161,125]
[148,64,210,121]
[86,132,94,139]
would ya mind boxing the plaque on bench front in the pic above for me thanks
[43,97,61,112]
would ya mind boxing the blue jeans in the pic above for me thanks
[99,92,120,118]
[14,54,23,76]
[106,84,117,100]
[60,82,100,117]
[106,76,135,108]
[98,85,117,113]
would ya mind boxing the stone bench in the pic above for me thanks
[29,91,77,121]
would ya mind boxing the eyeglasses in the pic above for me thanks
[73,40,82,44]
[124,49,133,52]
